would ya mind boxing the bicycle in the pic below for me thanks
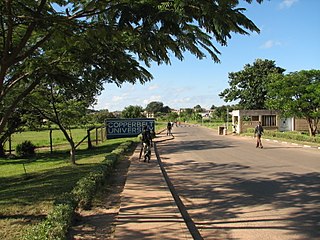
[142,142,151,162]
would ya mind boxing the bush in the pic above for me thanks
[24,139,135,239]
[24,197,76,240]
[72,176,97,210]
[16,140,36,158]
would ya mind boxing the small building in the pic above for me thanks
[201,111,211,119]
[144,111,155,118]
[231,109,309,134]
[232,109,279,134]
[278,117,309,132]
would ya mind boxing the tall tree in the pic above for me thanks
[167,112,179,122]
[266,70,320,137]
[88,109,115,125]
[179,108,194,122]
[210,105,217,110]
[145,101,165,114]
[212,105,233,122]
[194,105,204,113]
[26,80,94,164]
[0,0,264,151]
[219,59,285,109]
[122,105,145,119]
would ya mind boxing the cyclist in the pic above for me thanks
[141,125,152,162]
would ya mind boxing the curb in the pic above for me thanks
[235,135,320,150]
[263,138,320,150]
[154,142,203,240]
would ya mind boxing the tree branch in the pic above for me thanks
[0,78,40,133]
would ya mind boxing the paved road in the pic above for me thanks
[156,124,320,240]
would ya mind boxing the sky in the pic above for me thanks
[93,0,320,112]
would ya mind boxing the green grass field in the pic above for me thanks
[0,130,136,240]
[5,128,88,151]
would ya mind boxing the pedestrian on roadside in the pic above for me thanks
[254,121,264,148]
[167,122,172,136]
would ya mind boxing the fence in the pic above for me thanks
[87,126,107,149]
[6,126,107,154]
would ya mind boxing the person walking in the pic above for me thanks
[254,121,264,148]
[167,122,172,136]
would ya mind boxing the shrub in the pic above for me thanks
[104,153,118,166]
[16,140,36,158]
[72,177,97,210]
[24,198,76,240]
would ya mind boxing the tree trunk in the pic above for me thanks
[307,117,316,137]
[57,124,77,165]
[0,133,11,157]
[0,144,6,157]
[69,142,76,165]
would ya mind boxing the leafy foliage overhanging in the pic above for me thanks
[0,0,263,142]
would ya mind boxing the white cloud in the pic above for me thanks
[142,95,162,105]
[279,0,298,9]
[148,84,159,90]
[260,40,282,49]
[172,97,192,105]
[112,95,124,102]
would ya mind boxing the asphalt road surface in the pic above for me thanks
[156,124,320,240]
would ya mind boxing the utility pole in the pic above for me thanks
[226,107,229,131]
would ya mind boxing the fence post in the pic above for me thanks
[96,127,98,145]
[49,129,53,154]
[9,134,12,154]
[87,129,92,149]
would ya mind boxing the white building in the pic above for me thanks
[231,109,309,134]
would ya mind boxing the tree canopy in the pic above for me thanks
[121,105,144,118]
[219,59,285,109]
[0,0,264,154]
[145,101,171,115]
[145,101,165,114]
[266,70,320,136]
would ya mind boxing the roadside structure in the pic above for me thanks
[231,109,309,134]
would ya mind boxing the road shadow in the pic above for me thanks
[156,139,235,155]
[158,157,320,239]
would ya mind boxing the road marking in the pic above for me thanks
[154,143,204,240]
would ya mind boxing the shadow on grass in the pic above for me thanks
[0,164,95,206]
[0,139,137,208]
[0,138,133,165]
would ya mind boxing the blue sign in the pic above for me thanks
[106,118,155,139]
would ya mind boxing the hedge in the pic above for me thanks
[23,139,137,240]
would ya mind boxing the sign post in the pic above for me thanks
[106,118,155,139]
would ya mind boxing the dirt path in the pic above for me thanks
[68,156,131,240]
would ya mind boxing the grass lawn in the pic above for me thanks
[5,128,90,153]
[0,136,136,240]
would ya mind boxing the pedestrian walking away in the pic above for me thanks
[167,122,172,136]
[254,121,264,148]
